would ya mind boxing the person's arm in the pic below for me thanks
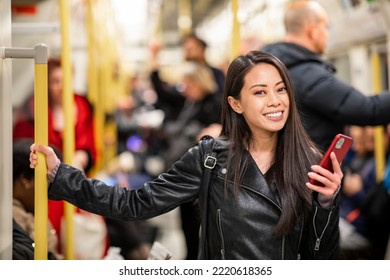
[300,64,390,125]
[149,71,185,106]
[149,40,185,107]
[30,143,204,221]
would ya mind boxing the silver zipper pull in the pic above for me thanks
[221,249,225,260]
[315,238,321,251]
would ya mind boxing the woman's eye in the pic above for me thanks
[278,87,287,93]
[255,90,266,95]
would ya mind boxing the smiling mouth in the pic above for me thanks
[264,111,282,118]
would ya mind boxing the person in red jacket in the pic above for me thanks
[13,58,107,259]
[13,58,97,171]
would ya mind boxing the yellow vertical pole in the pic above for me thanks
[371,50,386,182]
[86,0,122,171]
[178,0,192,36]
[59,0,75,259]
[34,44,48,260]
[86,0,98,106]
[231,0,240,60]
[1,45,48,259]
[86,0,105,173]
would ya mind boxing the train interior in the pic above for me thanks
[1,0,390,260]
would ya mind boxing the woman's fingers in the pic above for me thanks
[330,152,343,180]
[306,152,343,196]
[29,143,58,170]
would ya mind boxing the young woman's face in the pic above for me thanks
[228,63,290,137]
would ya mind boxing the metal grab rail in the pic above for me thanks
[1,44,48,260]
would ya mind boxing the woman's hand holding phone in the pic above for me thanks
[306,151,344,197]
[306,134,353,197]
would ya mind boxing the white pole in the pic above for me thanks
[0,0,12,260]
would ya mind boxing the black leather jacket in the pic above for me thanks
[48,137,340,260]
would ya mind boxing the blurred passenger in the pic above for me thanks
[261,0,390,153]
[115,74,162,156]
[181,34,225,102]
[163,61,221,168]
[339,126,376,258]
[359,124,390,259]
[149,33,225,122]
[12,138,62,260]
[13,58,97,171]
[157,61,221,259]
[13,58,107,259]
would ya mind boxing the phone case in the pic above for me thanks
[309,133,353,186]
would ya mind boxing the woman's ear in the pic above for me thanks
[227,96,243,114]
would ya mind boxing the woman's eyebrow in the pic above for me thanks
[249,83,267,89]
[249,80,283,89]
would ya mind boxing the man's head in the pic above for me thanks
[284,1,329,55]
[182,34,208,63]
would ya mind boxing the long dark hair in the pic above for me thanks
[220,51,321,235]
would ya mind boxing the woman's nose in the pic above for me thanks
[267,91,281,106]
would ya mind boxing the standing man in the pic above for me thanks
[261,0,390,153]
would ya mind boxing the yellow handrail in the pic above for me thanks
[231,0,240,60]
[371,50,386,183]
[2,44,48,259]
[59,0,75,259]
[33,44,48,260]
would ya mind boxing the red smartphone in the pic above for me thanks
[309,134,353,186]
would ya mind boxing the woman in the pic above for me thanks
[30,51,342,259]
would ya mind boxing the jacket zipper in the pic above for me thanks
[312,206,333,251]
[216,209,226,260]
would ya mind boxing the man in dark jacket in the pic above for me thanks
[261,0,390,153]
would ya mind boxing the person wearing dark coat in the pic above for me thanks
[30,51,342,260]
[12,139,61,260]
[261,0,390,153]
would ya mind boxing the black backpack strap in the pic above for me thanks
[198,135,217,259]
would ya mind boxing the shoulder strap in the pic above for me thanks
[198,135,217,259]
